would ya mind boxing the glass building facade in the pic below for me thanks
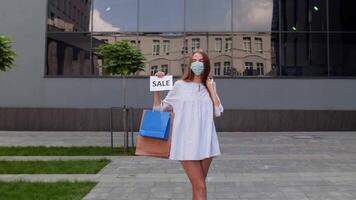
[46,0,356,77]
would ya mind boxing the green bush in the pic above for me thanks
[0,35,16,72]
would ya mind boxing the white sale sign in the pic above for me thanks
[150,75,173,91]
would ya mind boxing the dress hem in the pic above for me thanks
[168,152,221,161]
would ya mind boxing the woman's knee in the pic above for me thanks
[192,180,207,193]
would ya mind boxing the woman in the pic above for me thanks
[153,49,223,200]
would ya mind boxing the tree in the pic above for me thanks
[0,35,16,72]
[96,40,145,76]
[96,40,145,152]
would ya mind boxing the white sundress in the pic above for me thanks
[152,79,224,160]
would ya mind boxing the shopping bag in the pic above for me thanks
[135,109,174,159]
[139,109,171,140]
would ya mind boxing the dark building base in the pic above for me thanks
[0,107,355,131]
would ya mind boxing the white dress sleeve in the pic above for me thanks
[213,82,224,117]
[152,80,180,112]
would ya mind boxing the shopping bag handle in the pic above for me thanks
[152,99,164,112]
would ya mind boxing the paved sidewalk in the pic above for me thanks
[1,131,356,199]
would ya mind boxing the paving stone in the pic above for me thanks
[1,131,356,200]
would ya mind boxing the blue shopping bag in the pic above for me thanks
[139,109,171,140]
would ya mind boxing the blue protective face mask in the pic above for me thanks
[190,61,204,75]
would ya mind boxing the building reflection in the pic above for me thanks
[272,0,329,76]
[47,0,91,32]
[93,32,276,77]
[45,0,356,77]
[46,0,98,76]
[46,0,279,77]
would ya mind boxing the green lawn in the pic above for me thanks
[0,146,135,156]
[0,159,111,174]
[0,181,97,200]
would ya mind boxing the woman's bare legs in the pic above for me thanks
[180,160,207,200]
[200,157,213,180]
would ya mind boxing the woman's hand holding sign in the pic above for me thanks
[155,71,165,78]
[153,71,166,108]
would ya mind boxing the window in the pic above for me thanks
[330,33,356,76]
[152,40,160,56]
[73,6,77,21]
[139,0,184,32]
[225,38,232,52]
[161,64,168,74]
[47,32,92,75]
[46,0,355,78]
[60,1,64,11]
[243,37,252,52]
[68,2,72,18]
[93,0,137,32]
[50,12,55,20]
[214,62,221,75]
[255,38,263,53]
[181,63,187,74]
[63,0,67,14]
[280,0,327,31]
[244,62,253,76]
[151,65,158,75]
[130,40,141,48]
[233,0,274,32]
[192,38,200,52]
[281,33,328,76]
[223,61,231,75]
[80,12,84,26]
[186,0,232,32]
[137,40,141,49]
[130,40,141,49]
[162,40,170,55]
[77,9,80,22]
[182,39,188,54]
[257,63,264,75]
[215,38,222,52]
